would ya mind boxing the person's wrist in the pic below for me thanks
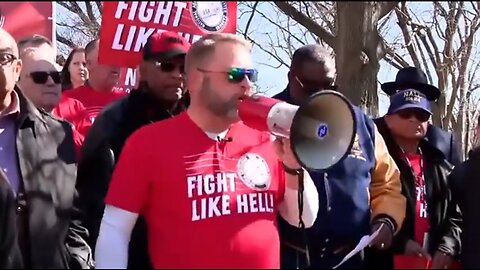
[282,162,302,176]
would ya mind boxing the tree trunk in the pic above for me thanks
[335,2,381,116]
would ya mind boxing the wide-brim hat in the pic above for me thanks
[381,67,441,101]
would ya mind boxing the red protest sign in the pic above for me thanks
[0,2,54,41]
[99,1,238,68]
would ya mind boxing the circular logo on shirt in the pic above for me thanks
[237,153,271,191]
[190,2,229,33]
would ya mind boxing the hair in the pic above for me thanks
[61,47,86,90]
[17,34,52,52]
[291,44,335,78]
[185,33,252,73]
[84,39,99,56]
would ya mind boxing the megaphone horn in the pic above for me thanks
[238,90,357,171]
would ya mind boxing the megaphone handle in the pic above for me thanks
[296,169,311,268]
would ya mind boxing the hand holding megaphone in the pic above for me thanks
[238,90,357,171]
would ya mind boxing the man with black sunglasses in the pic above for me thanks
[275,44,405,269]
[371,87,462,269]
[17,46,87,159]
[0,28,92,268]
[76,30,191,269]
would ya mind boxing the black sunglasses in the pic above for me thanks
[155,62,185,74]
[295,76,337,91]
[198,67,258,83]
[29,71,62,84]
[397,109,430,122]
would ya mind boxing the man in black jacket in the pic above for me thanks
[371,84,461,269]
[381,67,462,165]
[448,117,480,269]
[76,31,190,269]
[0,28,92,268]
[0,172,22,268]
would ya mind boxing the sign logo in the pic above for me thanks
[237,153,271,191]
[191,2,228,33]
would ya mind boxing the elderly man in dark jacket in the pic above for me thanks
[371,73,462,269]
[76,31,190,269]
[0,28,92,268]
[381,67,462,166]
[0,172,22,268]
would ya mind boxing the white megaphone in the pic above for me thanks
[238,90,357,170]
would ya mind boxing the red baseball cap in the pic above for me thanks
[143,31,190,61]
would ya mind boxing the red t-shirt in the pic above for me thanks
[405,153,430,247]
[105,112,286,268]
[63,85,126,124]
[52,95,92,137]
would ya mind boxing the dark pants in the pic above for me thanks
[280,242,366,269]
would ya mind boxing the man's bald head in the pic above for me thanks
[0,28,19,57]
[288,44,336,99]
[291,44,335,79]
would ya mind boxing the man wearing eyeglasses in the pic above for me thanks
[95,33,320,269]
[0,28,92,268]
[371,85,461,269]
[274,44,405,269]
[76,31,191,269]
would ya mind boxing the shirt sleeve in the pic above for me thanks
[278,169,319,228]
[95,205,139,269]
[104,130,152,214]
[370,124,406,233]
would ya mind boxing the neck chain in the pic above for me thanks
[399,147,427,203]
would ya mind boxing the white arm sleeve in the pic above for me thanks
[94,205,139,269]
[278,170,319,228]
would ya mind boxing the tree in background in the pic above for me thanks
[239,1,480,155]
[56,1,480,154]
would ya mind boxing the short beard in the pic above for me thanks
[200,77,239,120]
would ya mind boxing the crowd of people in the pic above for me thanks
[0,25,478,269]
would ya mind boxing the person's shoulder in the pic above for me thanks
[128,112,186,144]
[63,85,88,97]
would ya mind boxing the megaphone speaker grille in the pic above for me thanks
[290,90,357,171]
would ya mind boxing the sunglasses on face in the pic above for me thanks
[198,67,258,83]
[0,53,16,67]
[295,75,337,91]
[397,109,430,122]
[29,71,62,84]
[155,62,185,74]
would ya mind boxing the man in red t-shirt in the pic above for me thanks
[94,33,322,269]
[63,39,126,124]
[375,72,462,269]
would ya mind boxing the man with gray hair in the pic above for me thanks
[274,44,406,269]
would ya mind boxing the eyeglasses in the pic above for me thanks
[155,62,185,74]
[397,110,430,122]
[28,71,62,84]
[295,75,337,92]
[198,67,258,83]
[0,53,16,67]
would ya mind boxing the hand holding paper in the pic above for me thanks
[333,224,384,269]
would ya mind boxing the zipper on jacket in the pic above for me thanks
[324,172,332,212]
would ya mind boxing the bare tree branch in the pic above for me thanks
[274,1,336,48]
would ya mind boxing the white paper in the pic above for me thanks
[333,224,384,269]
